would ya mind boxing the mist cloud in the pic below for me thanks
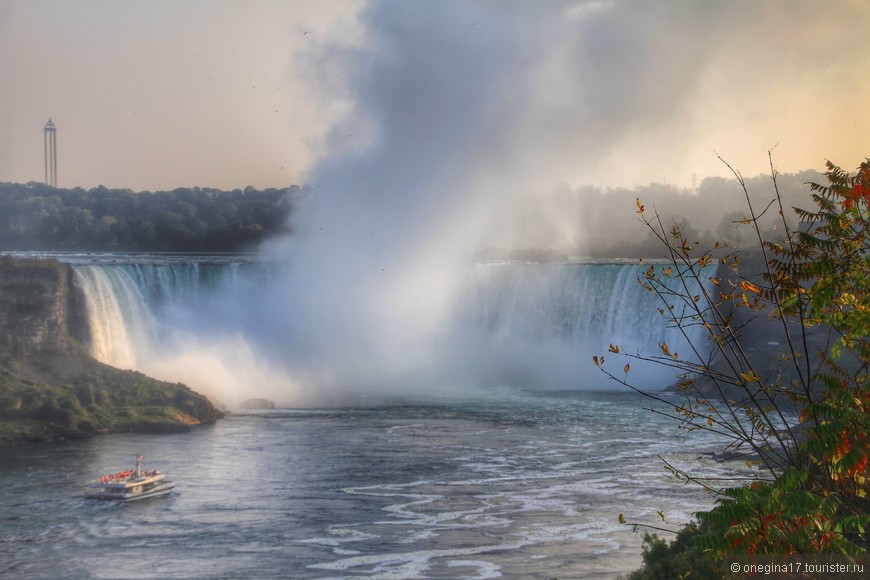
[246,1,744,398]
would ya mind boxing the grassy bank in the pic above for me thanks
[0,344,223,445]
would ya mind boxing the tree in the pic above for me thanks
[0,181,295,252]
[598,156,869,564]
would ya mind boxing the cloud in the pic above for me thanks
[248,0,870,397]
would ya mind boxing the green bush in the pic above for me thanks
[625,524,720,580]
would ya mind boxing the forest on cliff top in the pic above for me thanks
[0,181,299,252]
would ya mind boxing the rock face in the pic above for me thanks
[0,256,223,444]
[239,398,276,410]
[0,258,88,354]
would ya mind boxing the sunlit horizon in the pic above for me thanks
[1,0,867,193]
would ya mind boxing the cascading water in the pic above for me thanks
[468,263,669,347]
[451,262,712,390]
[72,257,280,406]
[73,265,158,370]
[71,257,712,404]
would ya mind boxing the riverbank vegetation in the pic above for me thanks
[0,181,298,252]
[603,157,869,576]
[0,344,223,445]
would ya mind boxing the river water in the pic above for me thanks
[1,389,738,579]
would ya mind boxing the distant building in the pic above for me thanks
[44,119,57,187]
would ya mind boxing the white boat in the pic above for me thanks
[85,456,175,502]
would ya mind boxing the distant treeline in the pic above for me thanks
[0,182,298,252]
[576,169,826,258]
[0,166,833,257]
[480,168,827,260]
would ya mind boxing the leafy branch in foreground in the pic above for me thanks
[600,156,869,562]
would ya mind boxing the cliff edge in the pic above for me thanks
[0,256,224,445]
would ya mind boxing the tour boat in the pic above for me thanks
[85,456,175,501]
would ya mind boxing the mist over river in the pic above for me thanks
[1,389,740,579]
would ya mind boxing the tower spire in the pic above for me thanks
[44,119,57,187]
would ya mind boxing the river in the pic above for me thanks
[1,389,740,579]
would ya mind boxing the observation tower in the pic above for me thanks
[44,118,57,187]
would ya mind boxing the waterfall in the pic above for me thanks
[455,262,711,389]
[73,265,158,369]
[467,263,700,353]
[72,259,252,369]
[71,257,713,401]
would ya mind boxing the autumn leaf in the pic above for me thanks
[740,280,761,294]
[608,343,620,354]
[624,363,630,375]
[636,198,645,214]
[740,370,762,383]
[681,239,692,256]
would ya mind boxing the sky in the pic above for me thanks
[0,0,869,193]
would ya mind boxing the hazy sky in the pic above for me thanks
[1,0,868,192]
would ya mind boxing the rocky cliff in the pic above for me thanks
[0,257,88,354]
[0,255,223,444]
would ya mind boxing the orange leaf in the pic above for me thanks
[740,280,761,294]
[740,370,761,383]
